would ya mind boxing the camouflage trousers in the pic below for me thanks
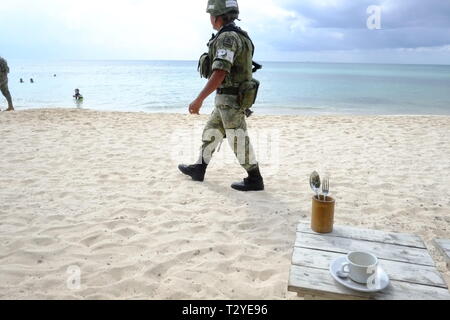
[0,74,13,108]
[200,94,258,172]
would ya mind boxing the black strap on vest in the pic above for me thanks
[211,24,262,73]
[216,87,239,95]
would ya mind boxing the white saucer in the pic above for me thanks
[329,256,390,293]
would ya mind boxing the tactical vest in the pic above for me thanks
[213,23,262,74]
[198,24,261,111]
[198,24,262,81]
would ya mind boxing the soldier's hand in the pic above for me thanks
[189,99,203,115]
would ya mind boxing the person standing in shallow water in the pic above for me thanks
[73,89,83,101]
[178,0,264,192]
[0,57,14,111]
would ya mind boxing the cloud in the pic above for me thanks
[0,0,449,63]
[0,0,210,59]
[280,0,450,29]
[250,0,450,52]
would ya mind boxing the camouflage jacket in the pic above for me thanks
[208,23,253,89]
[0,57,9,74]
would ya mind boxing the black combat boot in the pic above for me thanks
[231,166,264,192]
[178,162,208,182]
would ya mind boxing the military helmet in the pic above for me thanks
[206,0,239,17]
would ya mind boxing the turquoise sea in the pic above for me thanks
[6,60,450,115]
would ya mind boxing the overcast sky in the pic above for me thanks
[1,0,449,64]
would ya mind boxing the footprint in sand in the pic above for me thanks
[114,227,139,239]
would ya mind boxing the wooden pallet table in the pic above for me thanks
[434,239,450,269]
[288,223,450,300]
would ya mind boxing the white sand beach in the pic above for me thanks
[0,108,449,299]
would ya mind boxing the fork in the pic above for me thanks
[321,176,330,201]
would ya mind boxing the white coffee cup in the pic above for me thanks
[339,251,378,284]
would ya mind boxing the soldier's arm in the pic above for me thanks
[200,32,242,99]
[197,70,227,101]
[189,70,227,115]
[189,33,239,115]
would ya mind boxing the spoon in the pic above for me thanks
[309,171,321,200]
[336,270,349,278]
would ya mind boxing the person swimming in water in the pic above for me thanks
[30,78,34,83]
[73,89,83,101]
[20,78,24,83]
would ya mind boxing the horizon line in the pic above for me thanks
[6,58,450,67]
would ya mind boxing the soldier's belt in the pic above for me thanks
[216,87,239,95]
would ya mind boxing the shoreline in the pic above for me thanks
[4,107,450,118]
[1,108,449,299]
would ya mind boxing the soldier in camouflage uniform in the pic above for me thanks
[0,57,14,111]
[178,0,264,191]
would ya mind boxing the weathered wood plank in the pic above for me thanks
[294,232,435,266]
[289,264,375,299]
[300,292,367,300]
[288,265,450,300]
[434,239,450,268]
[297,223,425,248]
[292,247,447,288]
